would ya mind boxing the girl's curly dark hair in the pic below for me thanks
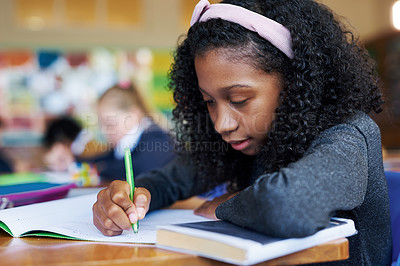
[169,0,384,192]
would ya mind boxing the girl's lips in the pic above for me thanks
[229,138,251,151]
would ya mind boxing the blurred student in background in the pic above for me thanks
[89,84,175,182]
[0,118,13,173]
[43,115,104,172]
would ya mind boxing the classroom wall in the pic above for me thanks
[0,0,396,49]
[0,0,186,50]
[320,0,395,42]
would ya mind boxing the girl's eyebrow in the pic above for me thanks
[199,84,252,94]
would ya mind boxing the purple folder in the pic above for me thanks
[0,182,77,208]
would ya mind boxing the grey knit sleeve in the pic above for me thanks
[215,122,369,238]
[135,155,205,211]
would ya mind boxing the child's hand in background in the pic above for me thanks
[92,180,151,236]
[194,192,239,220]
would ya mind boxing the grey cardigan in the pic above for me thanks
[136,112,392,265]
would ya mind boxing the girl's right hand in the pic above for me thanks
[92,180,151,236]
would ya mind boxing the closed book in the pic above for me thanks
[156,218,357,265]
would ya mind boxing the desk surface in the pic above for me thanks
[0,197,349,266]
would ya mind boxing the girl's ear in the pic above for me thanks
[129,106,144,118]
[124,106,144,128]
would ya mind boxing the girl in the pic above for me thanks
[92,0,392,264]
[89,84,176,182]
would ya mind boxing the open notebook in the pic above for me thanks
[0,193,210,243]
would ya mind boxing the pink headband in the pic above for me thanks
[190,0,294,59]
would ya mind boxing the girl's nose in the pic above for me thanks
[213,109,239,134]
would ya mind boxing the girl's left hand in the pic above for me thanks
[194,192,239,220]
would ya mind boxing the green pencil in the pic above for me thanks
[124,148,138,233]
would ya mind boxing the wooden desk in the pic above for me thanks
[0,197,349,266]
